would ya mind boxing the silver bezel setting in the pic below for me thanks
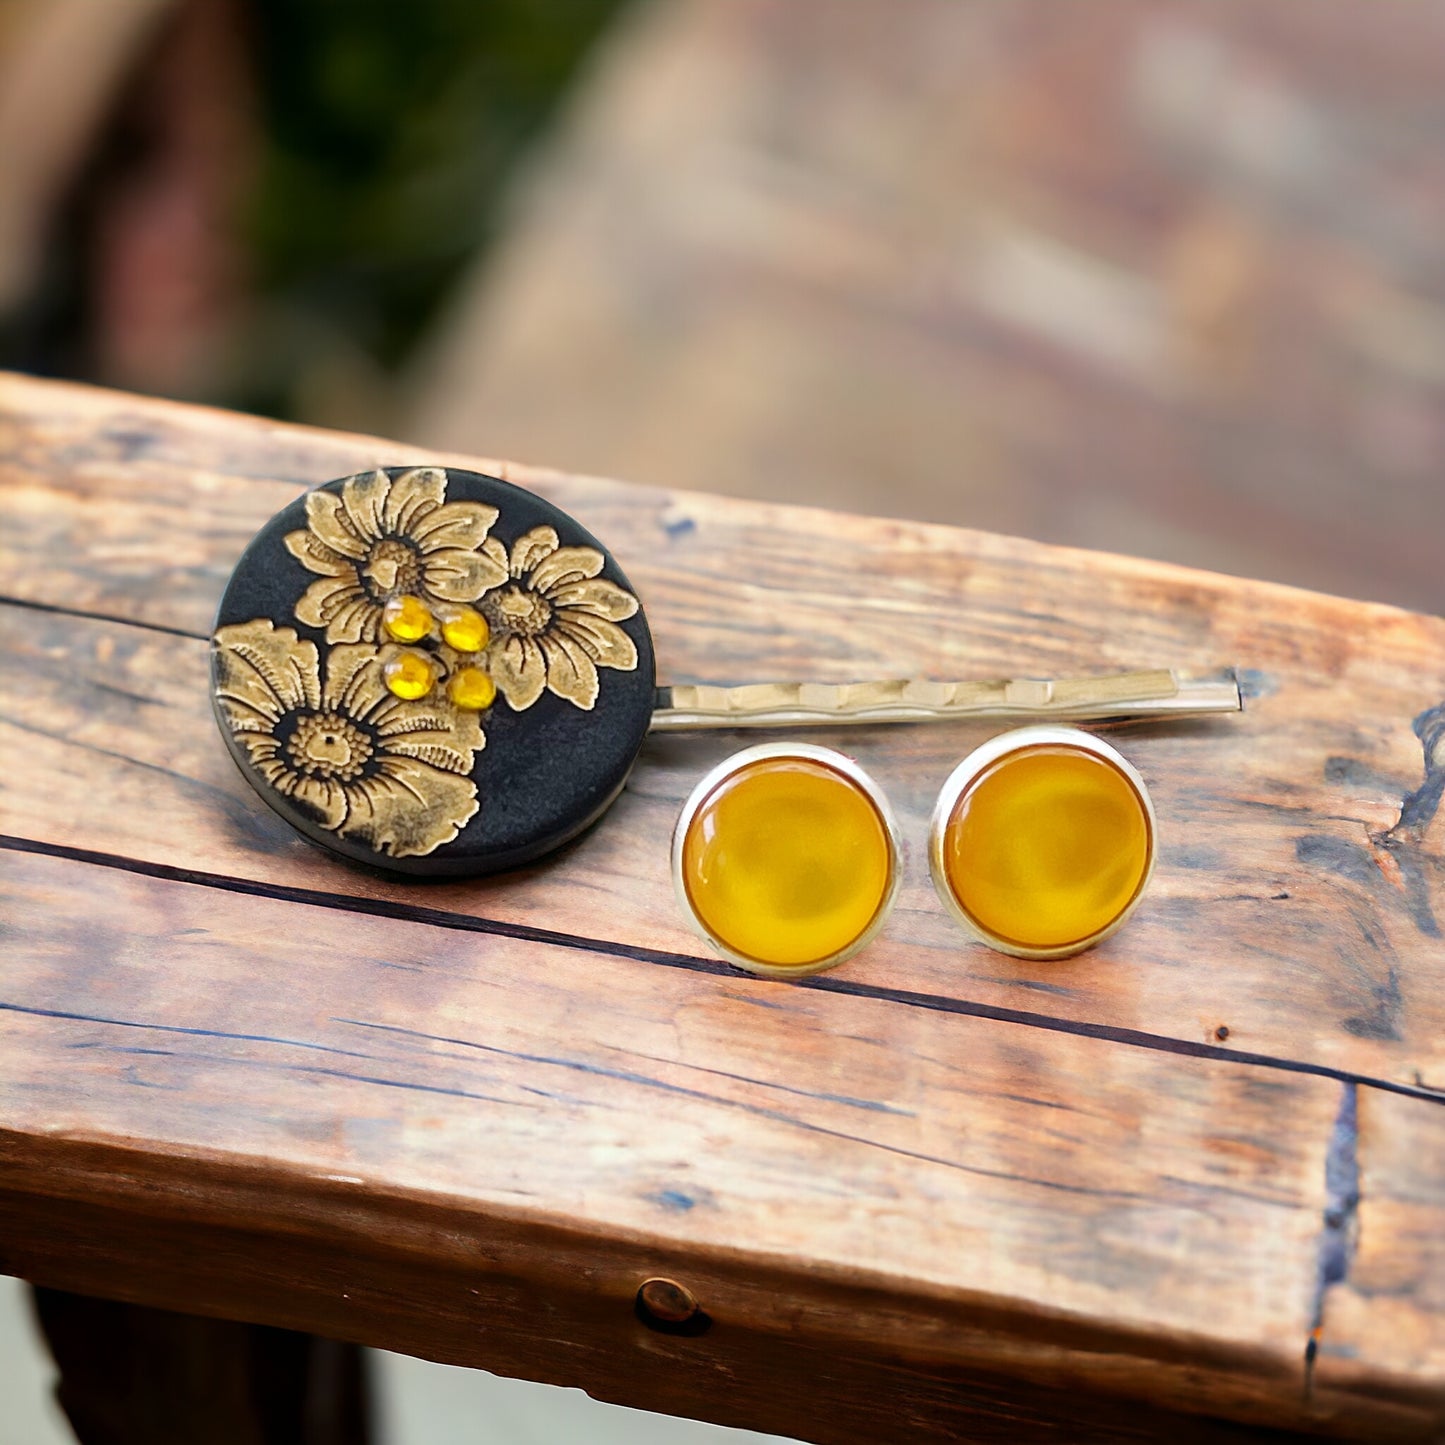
[671,742,902,978]
[927,725,1157,961]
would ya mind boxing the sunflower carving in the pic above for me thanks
[284,467,508,644]
[212,619,483,858]
[217,469,645,862]
[478,525,640,711]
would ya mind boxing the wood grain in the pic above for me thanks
[0,845,1408,1440]
[1313,1088,1445,1415]
[1,372,1443,1439]
[0,372,1441,1094]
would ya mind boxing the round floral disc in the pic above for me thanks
[211,466,656,876]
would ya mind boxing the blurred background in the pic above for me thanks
[0,0,1442,617]
[1,1,1442,1440]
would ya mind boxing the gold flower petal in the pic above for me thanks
[384,736,480,775]
[284,528,353,578]
[410,499,501,553]
[509,526,559,578]
[283,773,350,831]
[237,735,284,767]
[481,535,508,572]
[529,545,604,596]
[555,612,637,671]
[541,631,600,710]
[322,644,390,717]
[381,467,447,535]
[305,488,369,560]
[295,577,378,643]
[330,596,381,644]
[490,633,547,711]
[247,749,289,785]
[375,693,484,747]
[213,620,321,728]
[548,578,640,622]
[373,692,484,775]
[292,579,339,631]
[340,469,391,543]
[219,692,285,735]
[423,545,509,603]
[338,758,479,858]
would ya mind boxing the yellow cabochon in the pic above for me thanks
[934,732,1153,957]
[676,750,896,974]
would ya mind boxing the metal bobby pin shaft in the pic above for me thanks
[650,669,1242,731]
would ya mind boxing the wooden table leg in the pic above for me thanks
[30,1287,372,1445]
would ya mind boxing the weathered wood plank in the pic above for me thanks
[1314,1088,1445,1417]
[0,844,1417,1440]
[2,373,1443,1438]
[0,1181,1315,1445]
[5,602,1442,1096]
[0,374,1441,1095]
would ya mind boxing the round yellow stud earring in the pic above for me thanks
[672,743,900,978]
[929,726,1156,959]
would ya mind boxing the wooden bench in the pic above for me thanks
[1,371,1442,1441]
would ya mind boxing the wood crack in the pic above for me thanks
[0,999,378,1061]
[1304,1082,1361,1398]
[610,1046,917,1117]
[0,592,209,641]
[334,1017,1158,1200]
[5,832,1445,1106]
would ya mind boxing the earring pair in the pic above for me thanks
[671,726,1157,978]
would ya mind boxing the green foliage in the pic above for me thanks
[245,0,627,408]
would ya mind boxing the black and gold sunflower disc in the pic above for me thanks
[211,466,656,877]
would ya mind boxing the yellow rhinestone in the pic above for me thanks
[439,606,490,654]
[383,594,434,643]
[384,650,435,700]
[448,665,496,711]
